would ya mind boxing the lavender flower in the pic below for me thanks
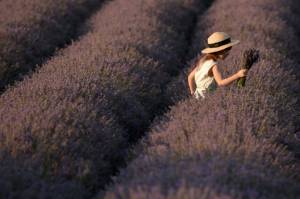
[237,49,260,88]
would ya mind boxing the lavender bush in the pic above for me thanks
[103,93,300,199]
[0,0,208,197]
[0,0,102,91]
[105,185,242,199]
[102,0,300,198]
[0,157,90,198]
[166,0,300,155]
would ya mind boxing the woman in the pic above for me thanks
[188,32,248,99]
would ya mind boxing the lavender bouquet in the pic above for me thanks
[237,48,260,88]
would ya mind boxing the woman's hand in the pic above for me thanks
[190,90,195,96]
[237,69,248,78]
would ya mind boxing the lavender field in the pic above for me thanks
[0,0,299,198]
[0,0,102,92]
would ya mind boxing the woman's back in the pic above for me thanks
[194,59,217,99]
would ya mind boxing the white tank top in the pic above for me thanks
[194,59,217,99]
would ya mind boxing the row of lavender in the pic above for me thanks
[103,0,300,198]
[0,0,207,198]
[0,0,103,91]
[166,0,300,157]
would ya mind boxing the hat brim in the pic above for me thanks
[201,39,240,54]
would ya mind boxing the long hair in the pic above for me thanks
[190,47,232,71]
[190,53,217,72]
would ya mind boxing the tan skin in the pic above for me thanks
[188,47,248,95]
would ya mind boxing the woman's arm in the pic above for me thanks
[187,67,198,95]
[211,64,247,87]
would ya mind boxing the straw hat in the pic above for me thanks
[201,32,240,54]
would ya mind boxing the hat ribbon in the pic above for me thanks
[208,38,231,48]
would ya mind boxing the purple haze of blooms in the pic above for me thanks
[167,0,300,154]
[0,0,207,198]
[0,0,102,92]
[103,0,300,198]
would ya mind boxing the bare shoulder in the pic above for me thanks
[188,64,199,78]
[191,62,201,73]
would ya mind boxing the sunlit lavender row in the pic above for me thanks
[0,0,102,91]
[167,0,300,154]
[103,0,300,198]
[0,0,208,198]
